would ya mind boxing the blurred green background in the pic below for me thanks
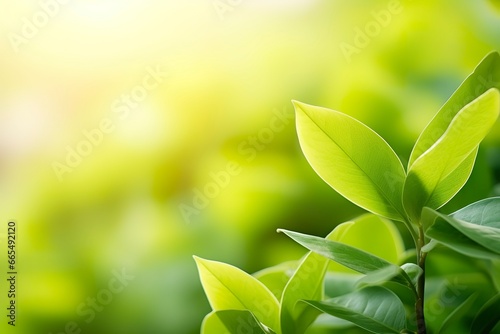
[1,0,500,333]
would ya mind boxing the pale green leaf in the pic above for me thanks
[194,257,280,331]
[409,51,500,166]
[202,310,275,334]
[304,286,407,334]
[403,88,500,221]
[293,100,406,220]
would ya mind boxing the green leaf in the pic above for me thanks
[293,100,406,220]
[277,229,414,290]
[437,293,478,334]
[409,51,500,166]
[324,272,360,299]
[279,228,344,334]
[452,197,500,227]
[202,310,275,334]
[253,261,297,301]
[280,251,327,334]
[278,229,397,275]
[355,265,401,288]
[400,263,423,288]
[325,214,405,274]
[304,286,406,334]
[471,293,500,333]
[403,88,500,221]
[423,208,500,259]
[194,257,280,332]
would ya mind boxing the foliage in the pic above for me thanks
[195,52,500,333]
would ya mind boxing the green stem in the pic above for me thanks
[415,226,427,334]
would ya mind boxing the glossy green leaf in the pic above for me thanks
[194,257,280,331]
[293,100,406,220]
[304,286,406,334]
[423,208,500,259]
[471,293,500,333]
[437,293,478,334]
[277,229,414,290]
[278,229,397,275]
[202,310,275,334]
[452,197,500,227]
[448,198,500,254]
[403,88,500,221]
[409,51,500,166]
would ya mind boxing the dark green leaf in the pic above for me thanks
[471,293,500,333]
[437,293,478,334]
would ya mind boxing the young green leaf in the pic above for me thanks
[202,310,275,334]
[303,286,407,334]
[400,263,423,288]
[470,293,500,333]
[403,88,500,222]
[293,101,406,221]
[409,51,500,166]
[423,208,500,259]
[194,257,280,332]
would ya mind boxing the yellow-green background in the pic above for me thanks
[1,0,500,333]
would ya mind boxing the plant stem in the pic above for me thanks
[416,226,427,334]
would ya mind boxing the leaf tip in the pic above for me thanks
[193,255,205,265]
[291,100,308,113]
